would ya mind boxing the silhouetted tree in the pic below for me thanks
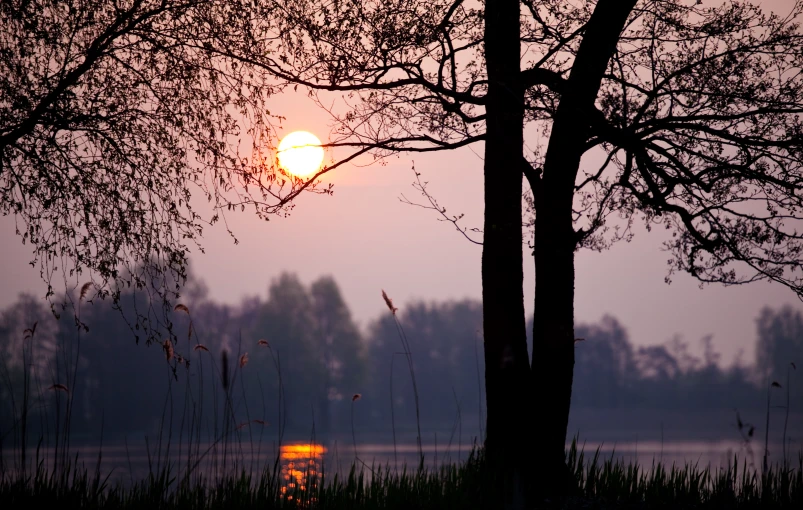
[0,0,296,342]
[221,1,803,499]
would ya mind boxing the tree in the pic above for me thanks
[6,0,803,502]
[217,0,803,500]
[573,316,635,408]
[248,273,366,434]
[0,0,308,342]
[755,306,803,396]
[309,276,367,438]
[367,299,484,438]
[0,294,59,458]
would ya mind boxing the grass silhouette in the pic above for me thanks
[2,298,802,509]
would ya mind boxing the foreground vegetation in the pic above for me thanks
[2,277,801,508]
[1,437,801,509]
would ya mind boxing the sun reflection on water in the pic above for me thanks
[280,443,327,502]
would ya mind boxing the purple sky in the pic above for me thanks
[3,0,802,366]
[2,116,800,368]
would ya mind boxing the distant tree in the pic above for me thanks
[72,292,174,436]
[367,299,484,436]
[228,0,803,498]
[0,294,58,371]
[635,345,681,384]
[574,316,635,408]
[247,273,366,434]
[309,276,366,437]
[755,306,803,397]
[0,294,58,451]
[0,1,296,342]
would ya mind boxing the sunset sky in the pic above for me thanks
[2,0,801,367]
[3,87,801,367]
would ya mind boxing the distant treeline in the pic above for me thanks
[1,272,801,442]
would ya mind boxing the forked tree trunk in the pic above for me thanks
[482,0,531,507]
[529,0,638,499]
[481,0,638,505]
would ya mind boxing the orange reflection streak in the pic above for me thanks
[279,443,327,503]
[281,444,326,456]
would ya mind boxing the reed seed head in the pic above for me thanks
[79,282,92,301]
[381,290,398,315]
[163,339,174,361]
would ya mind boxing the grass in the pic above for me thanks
[2,297,802,508]
[0,437,801,509]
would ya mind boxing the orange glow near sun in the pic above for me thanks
[277,131,325,178]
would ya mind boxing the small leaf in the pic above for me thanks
[771,381,782,388]
[48,384,69,393]
[174,304,190,314]
[194,344,209,352]
[352,393,361,402]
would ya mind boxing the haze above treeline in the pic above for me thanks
[1,269,801,444]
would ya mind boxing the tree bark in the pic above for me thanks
[530,0,637,499]
[482,0,530,507]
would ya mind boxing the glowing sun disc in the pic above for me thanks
[277,131,324,177]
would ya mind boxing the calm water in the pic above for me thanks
[2,436,795,489]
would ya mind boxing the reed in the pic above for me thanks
[3,296,802,509]
[1,436,802,509]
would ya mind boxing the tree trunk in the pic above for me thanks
[482,0,530,507]
[530,0,638,499]
[531,155,579,499]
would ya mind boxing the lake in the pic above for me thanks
[2,435,795,489]
[3,407,800,492]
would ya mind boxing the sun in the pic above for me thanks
[277,131,325,178]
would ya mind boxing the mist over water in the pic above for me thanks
[2,272,802,486]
